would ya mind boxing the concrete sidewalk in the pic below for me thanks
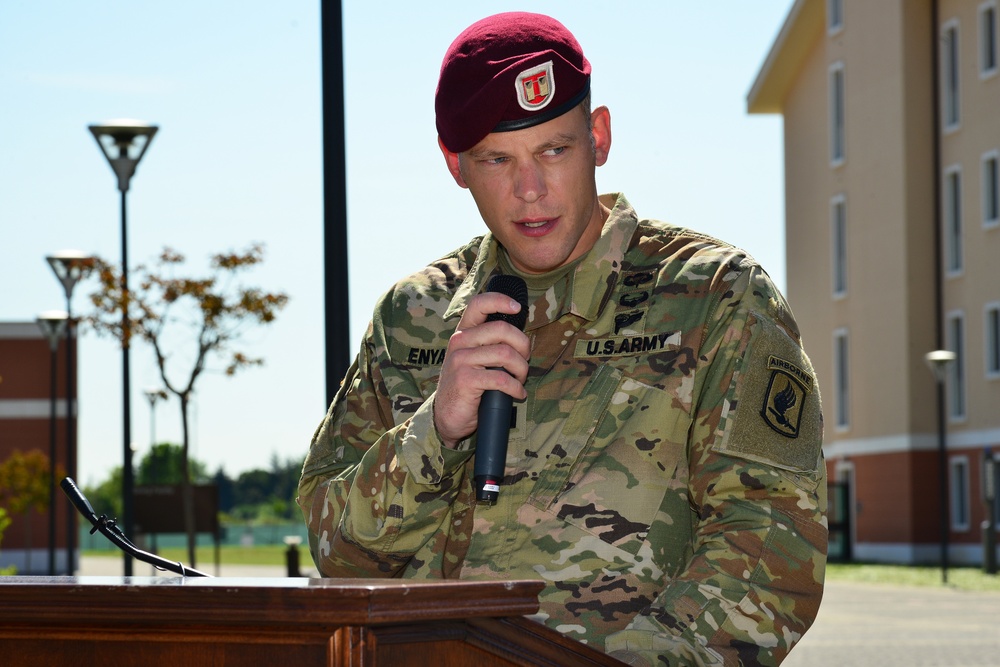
[783,580,1000,667]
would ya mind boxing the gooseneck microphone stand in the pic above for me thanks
[61,477,210,577]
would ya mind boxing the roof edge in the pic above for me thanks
[747,0,825,115]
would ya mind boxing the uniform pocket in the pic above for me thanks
[529,368,689,558]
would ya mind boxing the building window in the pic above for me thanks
[944,165,964,275]
[947,312,966,420]
[828,0,844,34]
[831,195,848,297]
[983,150,999,228]
[986,302,1000,378]
[942,20,961,130]
[950,457,971,531]
[834,328,850,429]
[981,2,998,76]
[829,62,845,166]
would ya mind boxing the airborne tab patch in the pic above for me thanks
[761,365,808,439]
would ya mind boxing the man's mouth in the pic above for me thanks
[516,217,557,235]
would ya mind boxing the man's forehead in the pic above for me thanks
[463,111,586,156]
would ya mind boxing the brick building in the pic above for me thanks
[0,321,74,574]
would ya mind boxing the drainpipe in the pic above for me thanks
[930,0,950,583]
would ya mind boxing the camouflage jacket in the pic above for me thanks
[298,193,827,667]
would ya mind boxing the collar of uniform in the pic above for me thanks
[442,192,637,324]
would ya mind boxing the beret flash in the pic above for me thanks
[435,12,592,153]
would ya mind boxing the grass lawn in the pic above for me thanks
[827,562,1000,592]
[84,544,298,567]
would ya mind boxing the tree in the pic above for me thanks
[83,467,123,520]
[0,507,14,575]
[85,243,289,566]
[0,450,62,573]
[137,443,208,486]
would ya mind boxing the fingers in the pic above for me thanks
[432,293,531,448]
[453,292,531,366]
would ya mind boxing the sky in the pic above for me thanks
[0,1,795,488]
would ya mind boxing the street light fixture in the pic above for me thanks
[45,250,94,575]
[925,349,956,584]
[89,118,158,576]
[143,387,167,450]
[36,310,68,576]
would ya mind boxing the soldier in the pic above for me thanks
[298,11,826,667]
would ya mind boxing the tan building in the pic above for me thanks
[749,0,999,565]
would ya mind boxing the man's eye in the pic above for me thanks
[482,156,508,165]
[543,146,567,157]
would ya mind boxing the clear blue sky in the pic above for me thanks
[0,1,794,487]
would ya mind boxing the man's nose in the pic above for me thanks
[513,161,546,203]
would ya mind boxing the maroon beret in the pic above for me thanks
[435,12,591,153]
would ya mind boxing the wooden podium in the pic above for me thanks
[0,577,624,666]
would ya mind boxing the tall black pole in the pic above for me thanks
[936,380,949,584]
[48,342,59,576]
[65,308,76,574]
[321,0,351,407]
[930,0,948,585]
[121,188,134,576]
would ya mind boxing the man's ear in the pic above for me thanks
[591,106,612,167]
[438,137,468,188]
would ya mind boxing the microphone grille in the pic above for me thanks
[484,274,529,331]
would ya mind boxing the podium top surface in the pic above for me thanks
[0,576,545,627]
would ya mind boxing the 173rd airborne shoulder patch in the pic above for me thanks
[717,309,823,475]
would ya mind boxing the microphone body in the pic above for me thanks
[473,274,529,505]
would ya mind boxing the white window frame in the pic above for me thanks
[831,194,848,298]
[983,150,1000,229]
[944,164,964,277]
[828,0,844,35]
[986,301,1000,379]
[980,1,998,78]
[833,328,850,430]
[950,456,971,531]
[942,19,961,132]
[829,62,846,167]
[947,311,967,421]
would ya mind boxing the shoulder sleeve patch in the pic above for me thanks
[715,310,823,474]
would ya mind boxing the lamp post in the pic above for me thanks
[143,388,162,449]
[925,349,956,584]
[143,388,166,451]
[88,119,157,576]
[45,251,95,574]
[36,310,68,576]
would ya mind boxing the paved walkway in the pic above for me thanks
[783,581,1000,667]
[79,558,999,666]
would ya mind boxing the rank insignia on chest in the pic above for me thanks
[760,356,812,438]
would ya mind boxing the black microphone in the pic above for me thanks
[474,274,529,505]
[61,476,99,525]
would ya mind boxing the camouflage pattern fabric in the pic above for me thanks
[298,193,827,667]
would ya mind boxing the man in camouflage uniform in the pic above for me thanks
[298,12,826,667]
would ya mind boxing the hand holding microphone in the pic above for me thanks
[431,274,529,505]
[473,275,529,505]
